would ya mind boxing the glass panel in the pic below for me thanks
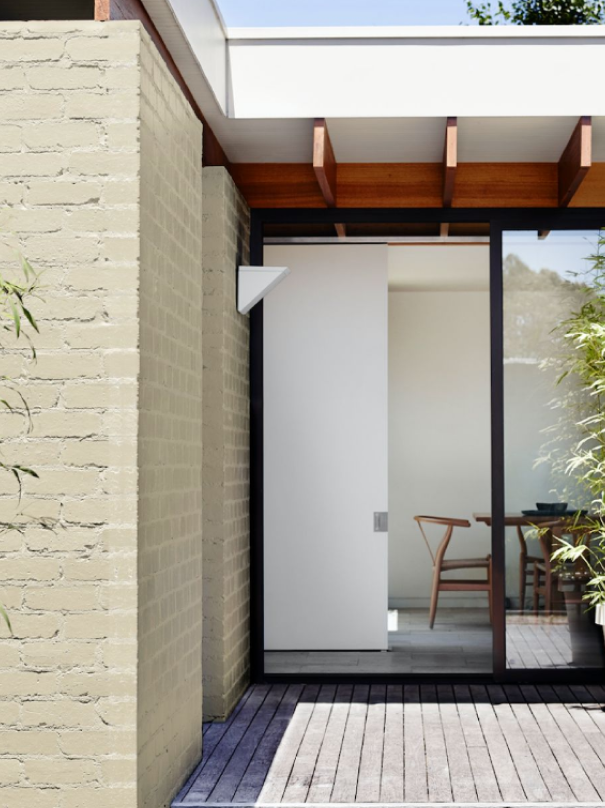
[503,229,605,671]
[264,236,492,676]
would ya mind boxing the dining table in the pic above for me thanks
[473,512,594,613]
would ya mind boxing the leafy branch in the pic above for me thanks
[467,0,605,24]
[549,230,605,607]
[0,247,43,632]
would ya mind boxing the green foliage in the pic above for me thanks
[0,248,42,633]
[550,230,605,608]
[467,0,605,25]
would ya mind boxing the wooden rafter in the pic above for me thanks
[443,117,458,208]
[558,116,592,207]
[313,119,345,236]
[313,119,337,206]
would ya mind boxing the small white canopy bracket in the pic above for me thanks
[237,265,290,315]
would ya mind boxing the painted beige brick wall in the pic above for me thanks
[138,31,203,808]
[0,21,203,808]
[202,168,250,721]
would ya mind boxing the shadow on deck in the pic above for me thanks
[173,683,605,807]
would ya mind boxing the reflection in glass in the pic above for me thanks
[504,230,605,670]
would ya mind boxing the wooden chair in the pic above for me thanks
[532,522,561,615]
[533,519,590,614]
[414,515,493,629]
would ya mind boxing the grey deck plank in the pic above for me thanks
[488,684,550,802]
[420,685,451,803]
[233,684,304,804]
[307,684,353,804]
[181,685,271,804]
[437,684,477,803]
[503,685,574,803]
[403,685,428,803]
[520,684,601,803]
[198,686,255,769]
[356,684,386,803]
[208,684,288,803]
[379,685,403,804]
[258,684,320,804]
[563,684,605,754]
[281,685,336,803]
[453,685,500,804]
[330,684,369,803]
[545,684,605,798]
[469,684,525,803]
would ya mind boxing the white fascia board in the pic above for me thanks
[227,25,605,40]
[238,266,291,315]
[142,0,228,114]
[227,29,605,119]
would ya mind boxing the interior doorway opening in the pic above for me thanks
[261,227,493,676]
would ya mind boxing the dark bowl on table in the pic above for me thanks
[536,502,568,513]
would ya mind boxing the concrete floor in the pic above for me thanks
[265,608,493,674]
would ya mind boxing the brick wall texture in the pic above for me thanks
[138,32,203,808]
[202,168,251,722]
[0,21,203,808]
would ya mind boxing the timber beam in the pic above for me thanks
[231,161,605,209]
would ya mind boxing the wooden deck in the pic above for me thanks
[173,683,605,807]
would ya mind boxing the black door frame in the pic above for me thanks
[249,207,605,684]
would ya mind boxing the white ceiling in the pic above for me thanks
[388,245,490,292]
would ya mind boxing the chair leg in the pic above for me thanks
[533,563,540,614]
[545,571,552,615]
[519,556,526,614]
[429,568,440,629]
[488,556,493,624]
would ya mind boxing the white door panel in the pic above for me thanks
[264,245,388,650]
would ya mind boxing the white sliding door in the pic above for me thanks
[264,245,388,650]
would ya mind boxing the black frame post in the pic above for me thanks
[249,212,265,682]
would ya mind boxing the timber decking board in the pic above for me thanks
[173,683,605,806]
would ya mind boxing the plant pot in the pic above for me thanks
[560,574,605,667]
[596,603,605,645]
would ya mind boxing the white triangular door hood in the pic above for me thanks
[237,265,290,315]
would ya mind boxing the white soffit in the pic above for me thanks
[388,245,490,293]
[220,116,605,165]
[327,118,446,163]
[217,119,314,163]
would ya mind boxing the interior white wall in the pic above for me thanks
[388,246,492,609]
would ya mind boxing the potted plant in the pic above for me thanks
[550,229,605,651]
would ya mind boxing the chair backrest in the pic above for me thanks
[414,515,471,567]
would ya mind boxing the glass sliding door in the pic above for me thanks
[502,228,605,672]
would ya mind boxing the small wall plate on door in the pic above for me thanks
[374,512,388,532]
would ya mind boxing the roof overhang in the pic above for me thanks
[138,1,605,213]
